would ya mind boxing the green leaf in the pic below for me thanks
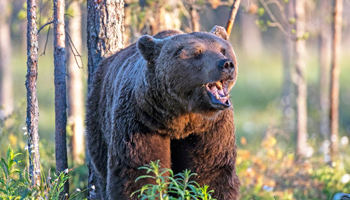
[303,32,310,40]
[1,159,9,179]
[258,8,265,16]
[289,17,296,24]
[135,175,155,182]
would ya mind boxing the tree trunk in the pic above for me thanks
[188,0,200,32]
[26,0,41,187]
[54,0,69,194]
[318,0,330,141]
[226,0,241,38]
[240,14,262,55]
[281,0,295,133]
[330,0,343,161]
[67,0,85,166]
[87,0,124,198]
[0,0,13,120]
[295,0,307,158]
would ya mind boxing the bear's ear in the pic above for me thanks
[137,35,163,63]
[210,26,228,41]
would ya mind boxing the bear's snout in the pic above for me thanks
[218,59,234,73]
[217,59,235,80]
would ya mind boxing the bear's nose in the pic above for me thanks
[218,59,234,74]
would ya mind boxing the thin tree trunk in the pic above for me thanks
[87,0,124,198]
[330,0,343,161]
[67,0,85,165]
[54,0,69,194]
[295,0,307,158]
[26,0,41,187]
[226,0,241,38]
[0,0,13,120]
[188,0,200,32]
[281,0,294,133]
[318,0,330,141]
[240,14,262,55]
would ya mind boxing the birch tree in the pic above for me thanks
[295,0,308,158]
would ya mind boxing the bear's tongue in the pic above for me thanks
[207,81,229,104]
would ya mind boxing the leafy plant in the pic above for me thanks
[0,145,86,200]
[132,160,215,200]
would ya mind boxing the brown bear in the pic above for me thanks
[86,26,239,200]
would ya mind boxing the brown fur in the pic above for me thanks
[86,26,240,199]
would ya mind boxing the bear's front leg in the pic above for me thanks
[106,132,171,200]
[172,110,240,200]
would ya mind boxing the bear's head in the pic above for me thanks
[137,26,237,116]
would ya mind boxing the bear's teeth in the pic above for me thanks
[215,81,223,90]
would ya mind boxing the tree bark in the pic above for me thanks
[54,0,69,194]
[318,0,330,141]
[330,0,343,161]
[26,0,41,187]
[295,0,308,158]
[87,0,124,198]
[0,0,13,120]
[67,0,85,166]
[226,0,241,38]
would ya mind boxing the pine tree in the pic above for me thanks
[86,0,124,198]
[26,0,41,187]
[54,0,69,194]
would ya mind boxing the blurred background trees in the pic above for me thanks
[0,0,350,199]
[0,0,13,120]
[66,0,85,167]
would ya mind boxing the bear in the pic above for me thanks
[86,26,239,200]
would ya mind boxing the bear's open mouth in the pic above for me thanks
[205,80,231,108]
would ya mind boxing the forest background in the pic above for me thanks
[0,0,350,199]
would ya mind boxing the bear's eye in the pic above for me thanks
[194,50,202,59]
[221,48,226,56]
[174,46,184,56]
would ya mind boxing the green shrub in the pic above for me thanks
[132,160,216,200]
[0,145,86,200]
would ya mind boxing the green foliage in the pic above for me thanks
[257,8,265,17]
[132,160,216,200]
[0,146,86,200]
[288,17,296,24]
[313,166,350,198]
